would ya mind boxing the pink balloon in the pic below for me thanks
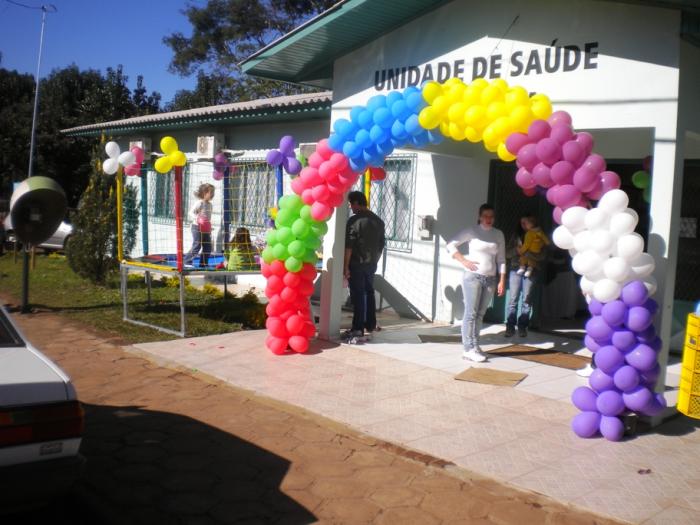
[555,184,582,208]
[562,140,585,166]
[338,170,359,187]
[307,152,325,169]
[546,185,561,206]
[316,139,334,160]
[124,165,141,176]
[212,169,224,181]
[573,166,599,193]
[516,143,539,171]
[575,132,594,156]
[311,184,330,202]
[288,335,309,353]
[535,138,562,165]
[291,176,307,195]
[548,111,573,127]
[583,154,606,174]
[300,166,323,187]
[266,335,288,355]
[327,192,345,208]
[301,188,314,205]
[311,201,332,221]
[130,146,145,164]
[532,163,554,188]
[327,180,345,194]
[550,160,575,185]
[318,161,336,181]
[586,179,605,200]
[515,167,536,189]
[505,132,531,155]
[552,206,564,224]
[550,123,575,145]
[642,155,652,171]
[600,171,621,192]
[528,120,551,142]
[523,187,537,197]
[329,152,349,171]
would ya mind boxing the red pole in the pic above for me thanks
[174,166,183,272]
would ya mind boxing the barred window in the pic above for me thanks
[228,159,277,238]
[149,168,190,223]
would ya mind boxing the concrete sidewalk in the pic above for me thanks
[131,323,700,524]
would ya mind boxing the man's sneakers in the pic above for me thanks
[462,347,488,363]
[504,325,515,337]
[518,326,528,337]
[340,329,367,344]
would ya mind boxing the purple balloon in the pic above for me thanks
[284,157,302,175]
[625,343,657,371]
[505,132,531,155]
[599,415,625,441]
[550,160,575,185]
[613,365,640,392]
[590,368,615,393]
[572,386,598,412]
[611,330,637,352]
[637,325,657,343]
[583,154,606,174]
[584,334,604,353]
[642,393,667,416]
[212,169,224,181]
[550,123,575,145]
[600,171,621,192]
[266,149,284,166]
[588,299,604,316]
[279,135,295,156]
[621,280,648,307]
[595,345,625,374]
[640,364,660,387]
[515,167,536,189]
[643,298,659,316]
[528,119,551,142]
[573,166,599,193]
[586,316,614,342]
[622,385,653,412]
[536,138,562,166]
[532,163,554,188]
[562,140,585,167]
[548,111,573,127]
[601,300,627,327]
[597,390,625,416]
[214,152,228,166]
[517,143,539,171]
[555,184,582,208]
[575,132,595,156]
[626,306,653,332]
[572,411,601,438]
[648,336,662,352]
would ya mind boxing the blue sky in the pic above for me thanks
[0,0,203,105]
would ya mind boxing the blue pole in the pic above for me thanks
[223,166,231,250]
[276,165,283,204]
[140,169,149,255]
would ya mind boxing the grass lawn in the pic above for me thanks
[0,252,266,344]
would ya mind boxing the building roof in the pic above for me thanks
[241,0,700,88]
[61,91,333,137]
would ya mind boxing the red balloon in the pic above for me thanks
[300,166,322,187]
[369,167,386,181]
[267,274,284,294]
[266,336,288,355]
[318,161,335,181]
[302,322,317,338]
[291,176,307,195]
[523,187,536,197]
[280,286,298,303]
[261,262,272,278]
[279,309,295,322]
[326,192,344,208]
[270,260,286,277]
[297,280,315,297]
[299,263,317,281]
[311,184,330,202]
[288,335,309,353]
[266,316,288,338]
[307,152,324,169]
[286,314,305,335]
[301,188,314,205]
[284,272,302,288]
[267,295,285,316]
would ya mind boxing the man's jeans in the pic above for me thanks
[348,262,377,333]
[507,270,534,329]
[461,272,496,350]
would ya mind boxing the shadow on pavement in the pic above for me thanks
[77,402,316,525]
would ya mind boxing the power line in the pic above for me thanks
[3,0,56,11]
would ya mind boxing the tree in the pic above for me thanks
[163,0,336,109]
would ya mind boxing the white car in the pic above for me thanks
[0,305,84,513]
[3,216,73,251]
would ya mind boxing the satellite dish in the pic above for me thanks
[9,176,67,246]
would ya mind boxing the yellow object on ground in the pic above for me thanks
[678,313,700,419]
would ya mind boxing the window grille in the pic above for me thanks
[228,159,277,238]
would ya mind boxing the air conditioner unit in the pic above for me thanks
[128,138,151,155]
[197,134,224,158]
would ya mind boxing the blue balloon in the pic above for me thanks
[365,153,384,167]
[369,124,390,144]
[391,120,409,141]
[355,129,373,149]
[342,141,361,159]
[333,118,355,138]
[386,91,403,107]
[405,91,426,112]
[366,94,387,112]
[357,109,373,130]
[349,106,364,124]
[348,157,366,172]
[373,107,394,129]
[411,131,429,147]
[404,114,422,136]
[376,140,394,157]
[327,133,345,153]
[391,100,411,121]
[427,129,444,144]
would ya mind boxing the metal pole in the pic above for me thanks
[21,246,30,313]
[27,5,56,179]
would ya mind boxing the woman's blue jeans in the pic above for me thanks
[507,270,535,329]
[461,272,496,350]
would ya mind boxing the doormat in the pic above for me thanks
[455,367,527,387]
[487,344,591,370]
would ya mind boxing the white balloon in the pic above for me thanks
[629,252,655,278]
[617,233,644,261]
[584,208,610,230]
[589,229,615,256]
[552,225,574,250]
[572,250,603,277]
[105,141,120,159]
[609,210,638,237]
[580,275,595,295]
[603,256,631,282]
[103,157,119,175]
[568,248,578,258]
[642,275,657,295]
[561,206,588,233]
[573,230,593,252]
[593,278,622,303]
[598,189,629,215]
[586,269,606,281]
[118,151,136,167]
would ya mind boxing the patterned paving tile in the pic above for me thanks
[364,417,441,444]
[454,446,547,481]
[407,421,519,460]
[511,466,612,503]
[517,397,579,423]
[643,505,700,525]
[571,485,666,523]
[473,387,545,409]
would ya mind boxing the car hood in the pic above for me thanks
[0,347,71,407]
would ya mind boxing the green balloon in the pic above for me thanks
[285,256,303,273]
[631,170,650,189]
[272,243,289,260]
[643,185,652,203]
[303,248,318,264]
[303,235,321,250]
[311,221,328,236]
[299,205,313,223]
[275,208,297,228]
[279,194,303,213]
[261,246,275,264]
[288,240,306,258]
[266,229,278,245]
[291,219,310,238]
[276,226,294,245]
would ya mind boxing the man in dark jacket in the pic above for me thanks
[343,191,385,341]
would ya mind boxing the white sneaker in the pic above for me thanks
[463,348,487,363]
[524,268,533,278]
[576,363,594,377]
[516,267,525,276]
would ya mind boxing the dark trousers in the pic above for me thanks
[184,225,211,266]
[348,262,377,333]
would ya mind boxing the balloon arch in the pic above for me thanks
[260,77,666,441]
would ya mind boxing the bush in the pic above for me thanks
[201,290,266,328]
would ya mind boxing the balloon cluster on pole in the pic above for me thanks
[266,135,302,176]
[213,152,231,181]
[154,136,186,174]
[123,146,145,176]
[632,155,652,203]
[103,141,136,175]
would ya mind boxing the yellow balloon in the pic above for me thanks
[484,138,499,153]
[418,107,441,129]
[449,122,466,141]
[491,116,511,138]
[490,78,509,93]
[465,127,482,143]
[486,101,507,121]
[480,85,503,106]
[154,156,173,174]
[465,105,487,128]
[505,86,529,110]
[444,77,464,87]
[470,78,489,90]
[160,136,178,155]
[432,95,450,115]
[531,97,553,120]
[169,150,187,167]
[497,142,517,162]
[447,102,467,124]
[509,105,533,132]
[482,124,498,145]
[422,81,443,104]
[462,84,482,106]
[439,121,451,137]
[446,83,466,103]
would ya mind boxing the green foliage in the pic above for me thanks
[66,152,117,284]
[122,183,140,257]
[163,0,335,109]
[201,290,266,328]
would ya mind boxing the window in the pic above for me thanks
[149,168,190,223]
[228,160,277,237]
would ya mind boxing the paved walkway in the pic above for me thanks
[130,323,700,525]
[8,307,625,524]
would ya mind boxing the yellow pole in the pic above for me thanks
[364,168,371,204]
[116,166,123,262]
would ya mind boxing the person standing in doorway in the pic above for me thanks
[505,215,545,338]
[184,183,215,267]
[447,203,506,362]
[342,191,385,342]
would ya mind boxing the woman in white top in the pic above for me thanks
[446,203,506,362]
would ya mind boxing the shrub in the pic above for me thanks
[201,290,266,328]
